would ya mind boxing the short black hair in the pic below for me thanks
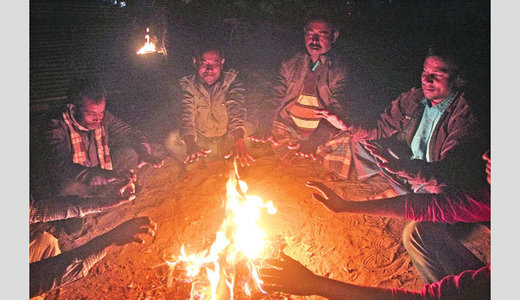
[192,42,225,60]
[67,76,106,110]
[426,46,466,89]
[303,9,338,33]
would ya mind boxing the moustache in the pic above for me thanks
[308,43,322,49]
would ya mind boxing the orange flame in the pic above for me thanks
[136,27,163,55]
[167,163,277,299]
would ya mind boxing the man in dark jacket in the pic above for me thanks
[259,151,491,299]
[249,12,353,163]
[46,77,164,199]
[315,47,482,195]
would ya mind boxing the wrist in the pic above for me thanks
[311,274,329,297]
[183,135,198,149]
[87,233,114,253]
[230,128,245,142]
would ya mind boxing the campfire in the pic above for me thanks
[165,162,278,299]
[136,27,164,55]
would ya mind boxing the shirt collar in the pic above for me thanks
[422,93,455,113]
[195,73,223,89]
[306,51,334,70]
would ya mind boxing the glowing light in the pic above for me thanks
[166,163,277,299]
[136,27,163,55]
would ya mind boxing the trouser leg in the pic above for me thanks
[165,129,189,166]
[402,221,486,284]
[110,146,140,172]
[29,231,61,263]
[354,141,410,195]
[270,121,305,162]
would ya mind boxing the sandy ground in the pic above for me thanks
[42,141,425,300]
[29,3,490,297]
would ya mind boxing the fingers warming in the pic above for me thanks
[312,193,326,202]
[132,216,153,227]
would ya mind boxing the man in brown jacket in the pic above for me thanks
[315,47,483,196]
[166,44,254,168]
[249,12,353,163]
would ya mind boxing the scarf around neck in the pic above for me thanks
[62,104,113,170]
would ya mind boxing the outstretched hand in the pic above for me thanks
[314,109,350,132]
[224,138,255,167]
[248,127,280,146]
[115,168,137,183]
[103,216,157,246]
[184,142,211,164]
[261,251,320,296]
[288,140,318,161]
[362,140,405,176]
[138,154,165,169]
[89,168,135,186]
[483,150,490,185]
[95,179,136,209]
[306,180,349,213]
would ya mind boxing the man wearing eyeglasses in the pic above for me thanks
[167,44,254,169]
[248,11,352,165]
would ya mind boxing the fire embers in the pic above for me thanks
[165,167,278,299]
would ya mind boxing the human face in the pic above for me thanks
[78,97,106,130]
[194,50,225,86]
[304,20,338,61]
[421,56,454,105]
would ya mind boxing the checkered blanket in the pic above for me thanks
[271,120,354,178]
[316,132,353,179]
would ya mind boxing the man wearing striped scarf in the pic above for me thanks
[46,77,164,198]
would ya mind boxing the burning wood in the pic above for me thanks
[165,162,277,299]
[137,27,164,55]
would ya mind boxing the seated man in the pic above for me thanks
[45,77,164,198]
[31,208,156,298]
[260,151,491,299]
[261,252,489,300]
[166,44,254,168]
[29,179,136,264]
[315,46,482,195]
[29,178,149,299]
[249,11,353,163]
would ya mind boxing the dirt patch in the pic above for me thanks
[43,143,424,300]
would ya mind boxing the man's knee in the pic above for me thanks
[110,146,139,171]
[403,221,451,259]
[164,129,187,163]
[29,231,61,263]
[402,221,418,251]
[402,221,438,251]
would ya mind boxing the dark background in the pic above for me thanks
[30,0,490,159]
[23,2,497,297]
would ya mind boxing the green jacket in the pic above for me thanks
[179,69,246,139]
